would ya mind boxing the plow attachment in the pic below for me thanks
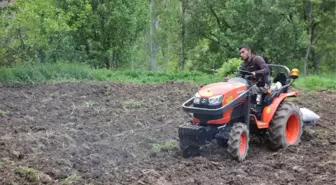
[300,108,320,126]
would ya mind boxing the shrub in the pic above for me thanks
[217,58,242,77]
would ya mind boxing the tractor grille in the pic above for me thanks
[193,103,222,123]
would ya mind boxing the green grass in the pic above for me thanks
[293,73,336,91]
[0,62,91,84]
[60,174,81,184]
[14,167,39,182]
[0,62,335,91]
[0,110,8,117]
[152,139,179,153]
[123,99,146,108]
[0,62,221,85]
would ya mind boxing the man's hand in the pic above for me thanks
[224,76,230,82]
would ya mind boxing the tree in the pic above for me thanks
[0,0,335,75]
[302,0,336,75]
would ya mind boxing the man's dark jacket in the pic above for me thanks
[237,55,270,86]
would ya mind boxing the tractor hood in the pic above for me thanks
[198,81,247,98]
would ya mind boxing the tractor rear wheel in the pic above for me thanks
[227,122,249,162]
[268,102,303,150]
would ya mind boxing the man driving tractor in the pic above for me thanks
[226,45,270,105]
[179,44,319,162]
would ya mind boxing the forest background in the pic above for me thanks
[0,0,335,90]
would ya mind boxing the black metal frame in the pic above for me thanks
[267,64,291,77]
[263,64,296,105]
[267,64,292,87]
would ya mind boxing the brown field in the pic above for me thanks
[0,82,335,185]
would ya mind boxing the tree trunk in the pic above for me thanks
[39,13,46,64]
[166,34,170,71]
[311,22,320,74]
[113,52,117,69]
[303,0,313,76]
[38,48,45,64]
[304,27,312,77]
[18,27,26,49]
[105,54,110,69]
[108,53,112,69]
[116,53,119,69]
[311,49,320,74]
[180,0,187,72]
[149,0,156,72]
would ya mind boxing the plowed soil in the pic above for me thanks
[0,82,335,185]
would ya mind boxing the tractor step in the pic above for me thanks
[256,120,268,128]
[250,114,269,129]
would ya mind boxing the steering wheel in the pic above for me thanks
[238,70,255,80]
[238,70,254,74]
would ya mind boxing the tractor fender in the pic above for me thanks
[261,92,297,124]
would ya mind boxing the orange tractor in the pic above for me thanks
[178,64,319,161]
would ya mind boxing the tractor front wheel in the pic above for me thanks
[268,102,303,150]
[227,122,249,162]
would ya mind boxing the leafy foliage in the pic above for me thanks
[217,58,241,77]
[0,0,335,75]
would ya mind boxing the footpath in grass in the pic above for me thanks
[0,62,335,91]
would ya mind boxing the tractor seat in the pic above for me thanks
[263,73,288,104]
[273,72,287,86]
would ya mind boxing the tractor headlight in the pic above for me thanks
[208,95,223,105]
[193,92,201,104]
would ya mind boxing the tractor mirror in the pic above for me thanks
[290,68,299,79]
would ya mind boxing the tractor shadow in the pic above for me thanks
[182,129,314,162]
[174,127,315,162]
[178,134,273,161]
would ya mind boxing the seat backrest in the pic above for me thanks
[273,72,287,86]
